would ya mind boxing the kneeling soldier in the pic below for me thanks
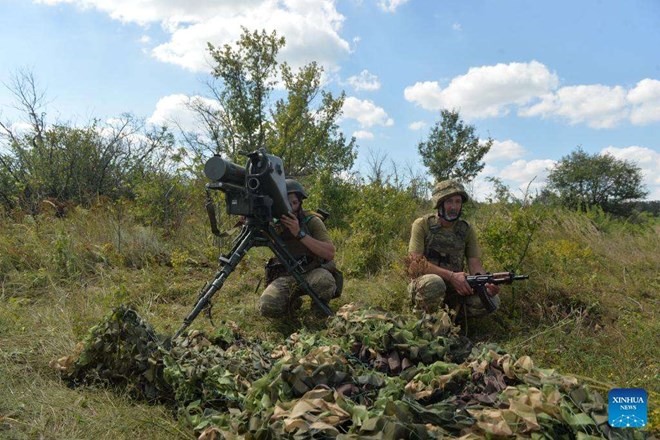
[407,179,500,318]
[259,179,339,317]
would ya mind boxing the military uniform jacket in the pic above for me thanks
[275,211,332,270]
[408,213,481,273]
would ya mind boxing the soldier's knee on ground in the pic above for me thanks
[463,293,501,318]
[259,277,298,318]
[408,274,447,313]
[305,268,336,302]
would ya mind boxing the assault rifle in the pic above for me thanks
[174,148,333,339]
[466,272,529,313]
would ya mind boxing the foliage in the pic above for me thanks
[132,171,199,236]
[1,200,659,438]
[186,28,356,178]
[620,200,660,217]
[484,176,514,204]
[459,182,544,319]
[479,202,544,272]
[51,304,649,439]
[204,28,284,161]
[268,62,356,177]
[546,147,647,213]
[0,70,176,213]
[342,181,422,275]
[303,170,358,230]
[417,109,492,184]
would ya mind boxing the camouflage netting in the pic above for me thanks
[52,304,651,439]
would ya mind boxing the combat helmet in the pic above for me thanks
[285,179,308,200]
[431,179,469,209]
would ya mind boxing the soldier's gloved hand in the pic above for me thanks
[449,271,473,296]
[486,283,500,296]
[280,213,300,236]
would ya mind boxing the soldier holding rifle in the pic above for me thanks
[407,179,501,318]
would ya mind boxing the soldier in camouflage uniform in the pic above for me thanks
[259,179,338,318]
[408,179,500,317]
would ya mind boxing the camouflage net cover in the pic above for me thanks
[52,304,651,439]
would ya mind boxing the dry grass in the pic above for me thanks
[0,204,658,438]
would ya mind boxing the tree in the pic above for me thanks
[268,62,355,177]
[546,147,647,212]
[0,70,175,212]
[186,28,355,176]
[205,28,284,161]
[417,109,492,183]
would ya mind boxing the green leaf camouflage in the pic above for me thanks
[53,304,650,439]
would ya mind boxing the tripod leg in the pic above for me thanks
[174,225,258,338]
[264,224,334,317]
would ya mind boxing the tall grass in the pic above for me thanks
[0,199,658,437]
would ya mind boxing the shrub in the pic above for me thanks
[132,172,199,237]
[341,182,422,276]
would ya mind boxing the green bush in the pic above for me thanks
[341,182,422,276]
[479,202,544,272]
[303,171,358,229]
[132,172,199,237]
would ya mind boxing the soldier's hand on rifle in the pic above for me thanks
[448,271,473,296]
[485,283,500,297]
[280,213,300,237]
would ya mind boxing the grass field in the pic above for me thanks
[0,204,658,439]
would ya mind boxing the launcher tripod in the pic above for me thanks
[173,149,333,339]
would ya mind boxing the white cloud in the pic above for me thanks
[403,81,444,110]
[470,164,500,201]
[520,84,628,128]
[346,70,381,91]
[627,79,660,125]
[37,0,350,73]
[353,130,374,139]
[139,35,151,44]
[404,59,660,128]
[342,96,394,128]
[377,0,410,13]
[148,93,220,133]
[499,159,555,186]
[408,120,426,131]
[9,121,33,134]
[452,22,462,31]
[520,78,660,128]
[600,145,660,199]
[484,139,526,162]
[96,118,149,145]
[404,61,558,118]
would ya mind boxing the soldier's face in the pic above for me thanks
[288,193,301,213]
[442,195,463,220]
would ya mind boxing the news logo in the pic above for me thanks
[608,388,647,428]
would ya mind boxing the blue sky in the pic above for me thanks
[1,0,659,199]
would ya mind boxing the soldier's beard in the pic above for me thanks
[439,206,462,222]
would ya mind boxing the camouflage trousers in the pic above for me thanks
[408,274,500,317]
[259,268,336,318]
